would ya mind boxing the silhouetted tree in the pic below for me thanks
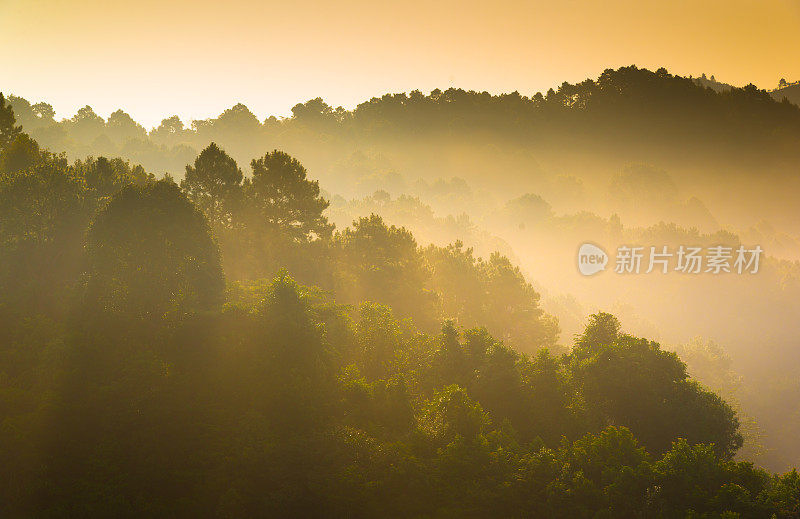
[0,92,22,149]
[246,150,332,242]
[181,142,243,230]
[85,180,224,319]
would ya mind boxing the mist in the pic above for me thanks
[2,65,800,515]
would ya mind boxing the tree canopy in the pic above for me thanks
[0,88,798,517]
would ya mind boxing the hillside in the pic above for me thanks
[772,81,800,107]
[8,66,800,181]
[5,66,800,476]
[2,90,800,514]
[693,74,734,92]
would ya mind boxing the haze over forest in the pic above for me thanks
[3,62,800,516]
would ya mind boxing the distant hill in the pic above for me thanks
[693,75,734,93]
[771,81,800,107]
[6,65,800,179]
[692,75,800,108]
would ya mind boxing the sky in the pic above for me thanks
[1,0,798,129]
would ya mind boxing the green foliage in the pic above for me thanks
[0,125,795,516]
[0,92,23,149]
[246,150,332,243]
[181,142,243,230]
[0,133,41,174]
[425,241,560,352]
[9,66,800,181]
[353,302,404,379]
[333,214,438,329]
[575,326,743,457]
[106,109,147,144]
[0,155,90,316]
[574,311,621,354]
[185,147,334,282]
[75,155,152,199]
[85,180,224,319]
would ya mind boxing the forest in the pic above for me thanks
[2,66,800,517]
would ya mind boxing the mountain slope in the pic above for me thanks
[772,82,800,107]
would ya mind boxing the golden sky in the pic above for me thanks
[1,0,798,128]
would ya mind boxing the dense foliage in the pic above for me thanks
[0,90,799,517]
[7,66,800,178]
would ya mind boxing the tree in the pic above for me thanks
[424,384,489,443]
[254,272,337,424]
[482,253,559,350]
[31,102,55,121]
[67,105,105,144]
[574,312,621,354]
[215,103,261,134]
[181,142,243,229]
[651,439,770,516]
[192,104,262,160]
[75,155,152,199]
[354,302,403,379]
[557,427,653,516]
[0,133,40,174]
[0,93,22,149]
[291,98,339,130]
[245,150,332,243]
[334,214,436,328]
[0,155,90,316]
[424,243,559,352]
[425,241,484,321]
[495,193,554,229]
[106,109,146,144]
[85,180,224,319]
[150,115,187,146]
[575,329,743,457]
